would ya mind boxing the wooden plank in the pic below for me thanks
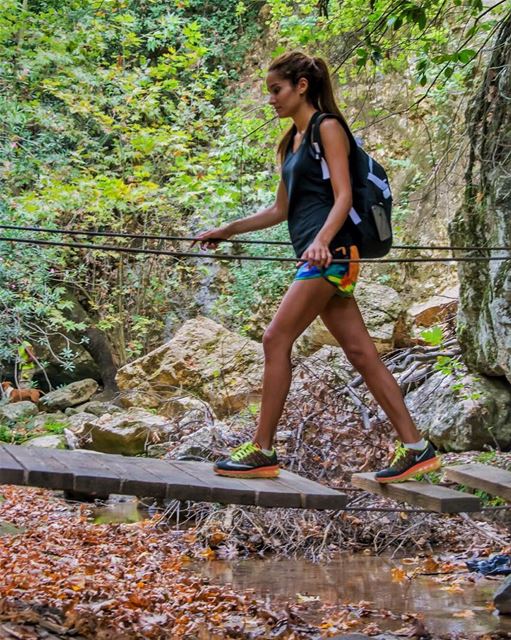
[167,461,258,506]
[4,445,74,491]
[0,445,25,485]
[130,458,216,502]
[277,470,347,510]
[42,449,123,495]
[351,472,481,513]
[444,464,511,501]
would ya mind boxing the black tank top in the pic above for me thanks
[282,110,354,258]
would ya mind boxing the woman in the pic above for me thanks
[194,52,441,484]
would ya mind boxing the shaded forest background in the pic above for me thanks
[0,0,508,388]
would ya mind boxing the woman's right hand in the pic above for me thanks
[191,227,231,250]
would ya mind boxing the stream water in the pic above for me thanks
[92,501,511,636]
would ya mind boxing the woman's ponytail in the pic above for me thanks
[269,51,348,163]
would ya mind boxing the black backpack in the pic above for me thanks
[310,113,393,258]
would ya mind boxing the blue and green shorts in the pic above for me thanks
[294,245,360,297]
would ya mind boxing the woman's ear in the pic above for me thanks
[297,76,309,96]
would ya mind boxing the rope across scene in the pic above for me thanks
[1,223,510,252]
[1,234,510,264]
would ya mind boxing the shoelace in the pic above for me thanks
[391,443,408,465]
[231,442,258,461]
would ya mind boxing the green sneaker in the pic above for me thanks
[214,441,280,478]
[375,441,441,483]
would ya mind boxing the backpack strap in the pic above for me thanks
[309,112,357,160]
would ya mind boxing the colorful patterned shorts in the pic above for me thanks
[294,245,360,297]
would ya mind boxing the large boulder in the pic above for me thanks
[296,282,406,355]
[0,401,38,423]
[292,346,354,393]
[76,408,175,455]
[407,284,459,328]
[494,575,511,615]
[41,379,99,411]
[116,317,264,416]
[405,370,511,451]
[449,26,511,383]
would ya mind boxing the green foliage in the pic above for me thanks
[44,420,67,434]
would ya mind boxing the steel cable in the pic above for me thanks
[0,223,510,253]
[1,234,510,263]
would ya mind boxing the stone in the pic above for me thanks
[116,317,264,416]
[67,401,123,417]
[22,434,65,448]
[170,422,230,461]
[81,408,175,455]
[494,575,511,615]
[405,370,511,451]
[157,395,216,423]
[41,379,99,411]
[407,284,459,327]
[292,346,354,393]
[296,281,405,355]
[0,401,39,423]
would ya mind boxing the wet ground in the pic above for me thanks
[92,499,511,636]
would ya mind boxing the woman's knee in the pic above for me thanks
[343,343,380,371]
[262,326,293,356]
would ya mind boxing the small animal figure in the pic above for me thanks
[1,381,42,404]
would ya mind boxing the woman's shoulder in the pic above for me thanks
[318,116,350,153]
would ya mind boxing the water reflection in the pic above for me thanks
[194,555,511,635]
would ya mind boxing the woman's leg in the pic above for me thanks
[253,277,337,449]
[320,295,421,443]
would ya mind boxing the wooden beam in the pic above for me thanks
[0,445,346,510]
[351,472,481,513]
[444,464,511,501]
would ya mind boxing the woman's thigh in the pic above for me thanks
[320,295,379,361]
[264,277,337,348]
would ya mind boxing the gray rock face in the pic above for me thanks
[42,379,99,411]
[405,370,511,451]
[449,28,511,383]
[494,575,511,615]
[79,408,175,455]
[0,401,39,422]
[22,434,65,448]
[170,423,230,460]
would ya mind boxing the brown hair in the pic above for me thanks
[268,51,347,163]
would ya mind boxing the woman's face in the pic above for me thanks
[266,71,306,118]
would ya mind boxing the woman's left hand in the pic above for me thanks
[299,239,332,269]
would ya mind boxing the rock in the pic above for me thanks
[66,401,123,417]
[292,346,354,392]
[494,575,511,615]
[67,412,97,432]
[296,282,406,355]
[0,401,39,423]
[407,284,459,327]
[405,370,511,451]
[116,317,264,416]
[0,520,23,536]
[41,379,99,411]
[81,408,175,455]
[31,413,69,430]
[158,396,216,423]
[22,434,65,448]
[170,423,230,461]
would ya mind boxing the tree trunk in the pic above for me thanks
[449,12,511,383]
[63,288,119,393]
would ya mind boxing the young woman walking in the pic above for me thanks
[194,52,441,483]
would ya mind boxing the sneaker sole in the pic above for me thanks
[376,456,442,484]
[214,465,280,479]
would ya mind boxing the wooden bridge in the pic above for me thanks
[0,444,510,513]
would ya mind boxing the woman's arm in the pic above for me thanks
[193,179,288,249]
[300,118,352,267]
